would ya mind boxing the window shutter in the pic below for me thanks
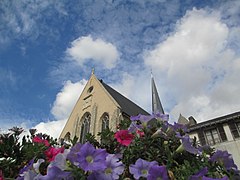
[228,121,239,139]
[198,129,206,146]
[217,124,227,142]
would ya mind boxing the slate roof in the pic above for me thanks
[189,111,240,131]
[100,80,149,116]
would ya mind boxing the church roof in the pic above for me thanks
[100,80,149,117]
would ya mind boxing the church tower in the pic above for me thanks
[151,74,164,114]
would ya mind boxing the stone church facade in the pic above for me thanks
[59,72,149,142]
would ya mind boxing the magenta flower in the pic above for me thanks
[49,149,70,171]
[32,136,50,147]
[136,129,145,137]
[148,165,169,180]
[114,130,134,146]
[77,142,108,171]
[0,170,3,180]
[45,146,64,162]
[129,158,158,179]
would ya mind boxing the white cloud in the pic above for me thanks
[51,79,87,120]
[144,8,240,122]
[110,72,152,114]
[0,1,67,46]
[28,79,87,138]
[66,35,119,69]
[33,119,67,139]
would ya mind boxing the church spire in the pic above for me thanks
[151,72,164,114]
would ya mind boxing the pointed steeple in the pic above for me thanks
[151,73,164,114]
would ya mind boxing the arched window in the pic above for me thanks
[64,132,71,142]
[80,112,91,143]
[101,113,109,132]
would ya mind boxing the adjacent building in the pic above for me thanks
[187,111,240,168]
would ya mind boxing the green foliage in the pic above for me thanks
[0,127,26,178]
[0,127,53,178]
[81,118,238,179]
[1,117,239,179]
[118,118,131,130]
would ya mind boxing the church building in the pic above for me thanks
[59,71,164,142]
[59,71,240,167]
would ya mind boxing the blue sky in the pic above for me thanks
[1,1,240,137]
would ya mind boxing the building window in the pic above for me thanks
[64,132,71,142]
[236,122,240,130]
[235,122,240,137]
[228,121,240,139]
[101,113,109,131]
[83,95,92,110]
[205,128,221,145]
[80,113,91,143]
[87,86,94,93]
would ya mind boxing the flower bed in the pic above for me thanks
[0,114,239,179]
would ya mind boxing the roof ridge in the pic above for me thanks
[100,81,149,116]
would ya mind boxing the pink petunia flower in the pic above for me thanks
[0,170,4,180]
[136,130,145,137]
[45,147,64,162]
[32,136,42,143]
[114,130,134,146]
[32,136,50,147]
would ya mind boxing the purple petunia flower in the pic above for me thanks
[169,122,189,133]
[202,176,229,180]
[148,165,169,180]
[17,158,45,180]
[130,113,169,123]
[129,158,158,179]
[198,145,212,153]
[103,154,124,179]
[19,158,35,175]
[88,154,124,180]
[153,113,169,121]
[189,167,208,180]
[130,114,143,121]
[36,166,72,180]
[176,132,200,155]
[128,121,143,133]
[210,150,238,171]
[87,172,106,180]
[130,114,154,123]
[77,142,108,171]
[49,149,70,171]
[67,143,83,166]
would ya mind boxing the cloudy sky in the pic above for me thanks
[1,0,240,138]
